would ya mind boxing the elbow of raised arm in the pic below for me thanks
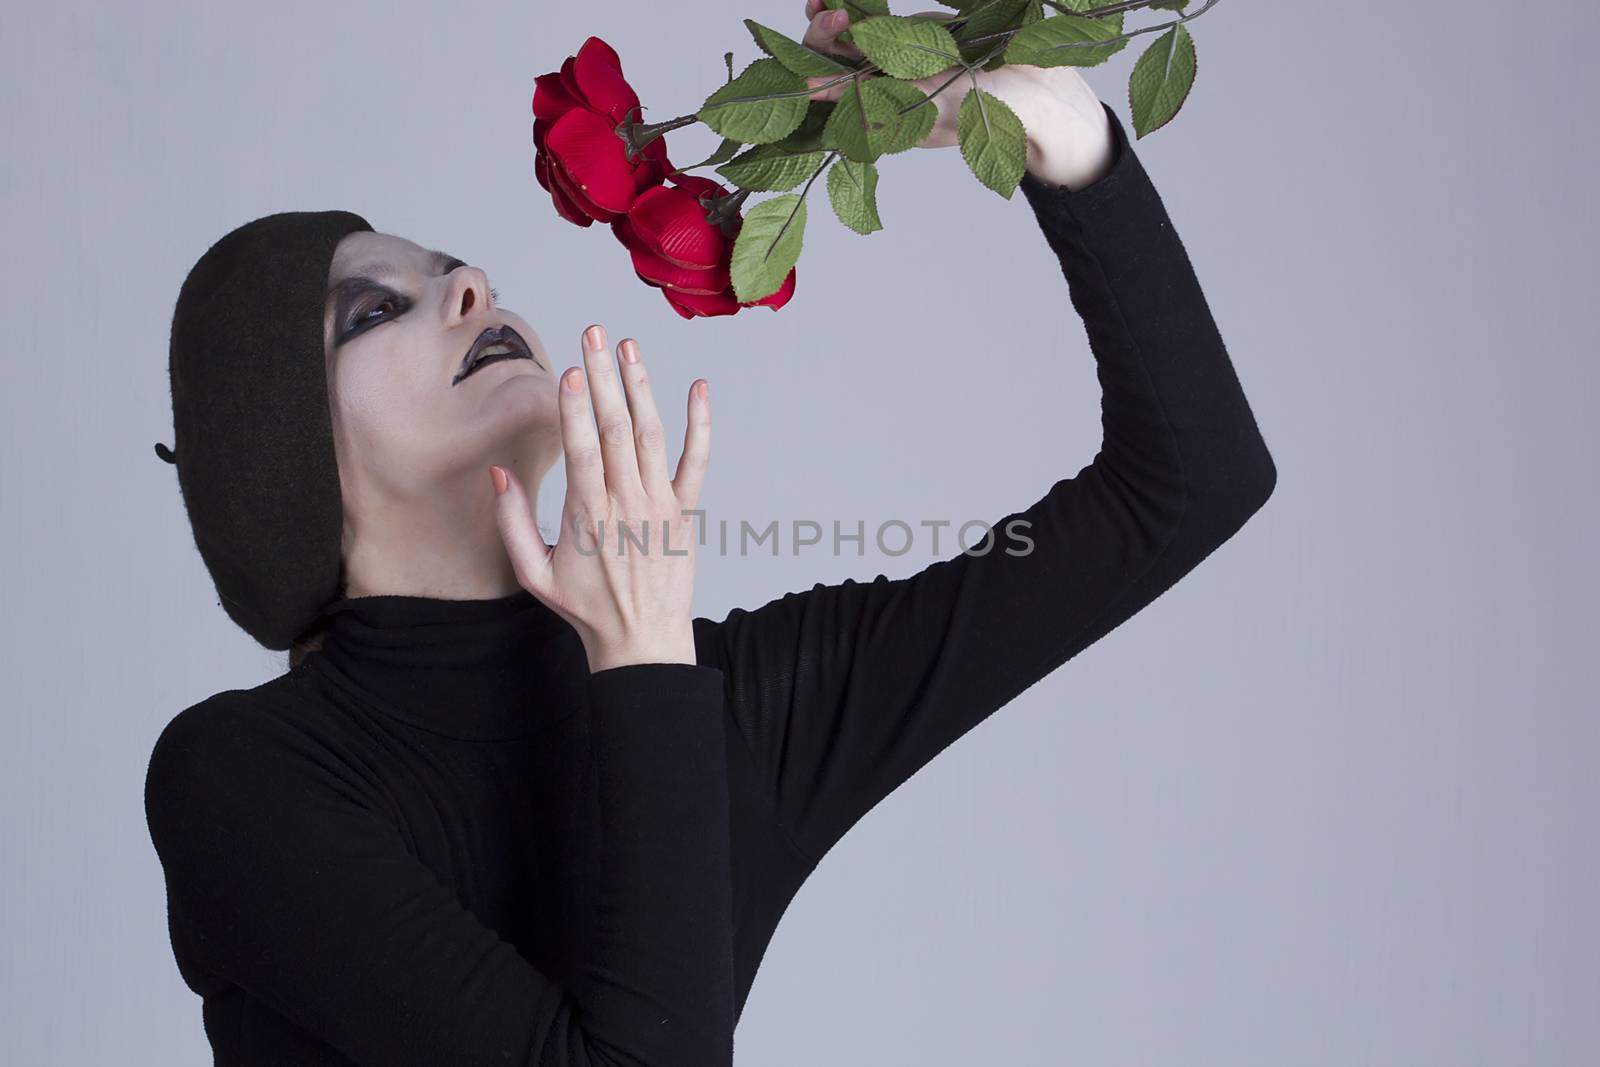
[1214,433,1278,534]
[1243,436,1278,513]
[1170,432,1278,557]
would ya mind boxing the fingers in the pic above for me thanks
[803,3,865,102]
[490,463,555,600]
[613,336,674,499]
[802,3,864,63]
[672,379,712,513]
[578,323,646,501]
[557,362,608,521]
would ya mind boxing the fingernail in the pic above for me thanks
[619,339,639,364]
[490,465,508,496]
[831,9,848,28]
[585,324,605,349]
[564,368,584,392]
[697,380,709,402]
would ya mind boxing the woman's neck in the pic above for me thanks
[341,472,543,601]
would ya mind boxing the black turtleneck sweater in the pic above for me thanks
[144,102,1277,1067]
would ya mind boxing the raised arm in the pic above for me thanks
[693,100,1277,868]
[144,663,734,1067]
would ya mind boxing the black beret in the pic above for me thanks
[155,210,374,651]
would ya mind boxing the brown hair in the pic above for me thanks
[287,574,346,671]
[288,618,330,671]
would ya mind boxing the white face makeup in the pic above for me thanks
[322,230,561,505]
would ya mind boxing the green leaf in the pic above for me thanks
[823,0,892,17]
[954,0,1042,67]
[826,158,883,233]
[822,77,937,162]
[956,87,1027,198]
[1003,12,1126,67]
[744,19,851,78]
[699,58,812,144]
[717,145,828,192]
[773,102,837,151]
[708,137,743,164]
[845,15,962,80]
[954,0,1035,44]
[1128,24,1196,138]
[988,1,1044,68]
[730,194,808,302]
[1149,0,1189,9]
[679,136,744,171]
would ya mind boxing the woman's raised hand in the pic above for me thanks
[798,3,967,152]
[798,0,1113,189]
[798,1,1008,152]
[800,0,865,69]
[491,325,710,673]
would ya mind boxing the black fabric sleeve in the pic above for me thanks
[693,101,1277,867]
[144,663,734,1067]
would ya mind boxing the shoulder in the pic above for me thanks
[141,681,406,938]
[144,690,267,820]
[143,674,358,840]
[146,677,302,778]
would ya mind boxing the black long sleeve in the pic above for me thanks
[146,101,1276,1064]
[144,661,735,1067]
[694,100,1277,868]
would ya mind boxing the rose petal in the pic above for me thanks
[551,189,595,227]
[745,267,797,310]
[668,173,731,201]
[538,153,595,226]
[633,137,674,193]
[626,185,724,270]
[557,56,582,105]
[546,109,637,215]
[577,37,624,75]
[664,288,742,318]
[611,214,637,249]
[549,155,615,223]
[626,241,730,295]
[533,70,582,122]
[552,183,596,228]
[661,291,700,320]
[533,131,551,192]
[572,36,640,125]
[617,216,725,292]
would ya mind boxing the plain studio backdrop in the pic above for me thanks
[3,0,1596,1063]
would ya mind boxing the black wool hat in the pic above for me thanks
[155,209,375,652]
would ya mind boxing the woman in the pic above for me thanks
[145,4,1277,1064]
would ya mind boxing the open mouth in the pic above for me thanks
[453,324,540,385]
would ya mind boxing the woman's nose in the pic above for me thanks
[443,266,494,325]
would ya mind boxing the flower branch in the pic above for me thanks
[532,0,1226,317]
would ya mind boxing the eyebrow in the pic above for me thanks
[325,249,467,305]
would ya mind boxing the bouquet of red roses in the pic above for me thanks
[533,0,1217,318]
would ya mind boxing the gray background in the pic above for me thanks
[4,0,1596,1063]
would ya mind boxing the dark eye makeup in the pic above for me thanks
[336,286,411,344]
[330,264,502,347]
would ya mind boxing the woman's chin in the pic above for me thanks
[468,367,560,435]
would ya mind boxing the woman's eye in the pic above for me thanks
[358,297,397,324]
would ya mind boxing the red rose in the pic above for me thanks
[532,37,672,227]
[611,174,797,319]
